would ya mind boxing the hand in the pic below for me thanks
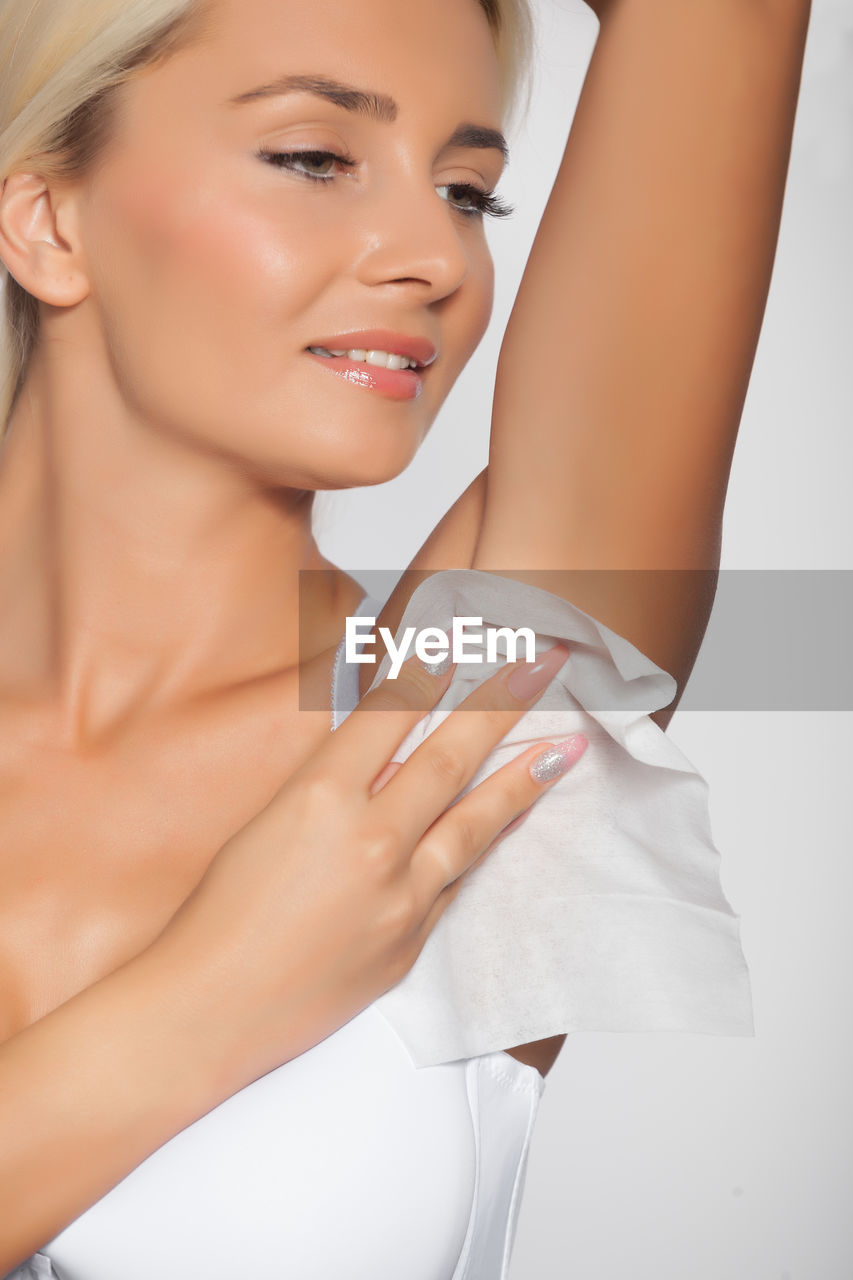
[156,641,588,1075]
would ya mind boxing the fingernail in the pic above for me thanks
[529,734,588,783]
[418,628,452,676]
[506,643,571,701]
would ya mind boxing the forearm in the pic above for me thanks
[0,923,268,1271]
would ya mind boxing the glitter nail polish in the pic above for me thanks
[529,734,588,782]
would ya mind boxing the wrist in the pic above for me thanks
[135,914,269,1097]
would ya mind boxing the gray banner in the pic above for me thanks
[299,569,853,712]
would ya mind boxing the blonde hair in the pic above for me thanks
[0,0,534,433]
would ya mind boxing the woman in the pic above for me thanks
[0,0,810,1274]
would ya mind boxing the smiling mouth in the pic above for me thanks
[304,347,426,402]
[306,345,423,371]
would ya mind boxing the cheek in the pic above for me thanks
[448,246,495,374]
[84,156,333,350]
[471,250,495,342]
[78,159,350,455]
[422,259,494,427]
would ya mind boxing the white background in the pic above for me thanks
[315,1,853,1276]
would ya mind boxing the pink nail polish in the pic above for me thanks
[506,642,571,701]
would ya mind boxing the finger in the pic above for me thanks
[409,733,588,920]
[426,806,532,891]
[368,760,403,796]
[373,642,571,843]
[410,738,585,948]
[320,642,456,786]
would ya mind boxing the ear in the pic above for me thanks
[0,172,89,307]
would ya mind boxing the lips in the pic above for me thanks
[304,349,424,401]
[305,330,438,369]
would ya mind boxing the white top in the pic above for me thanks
[9,590,543,1280]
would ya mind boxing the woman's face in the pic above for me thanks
[69,0,506,489]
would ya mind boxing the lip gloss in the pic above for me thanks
[305,350,423,401]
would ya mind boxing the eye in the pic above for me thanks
[437,183,514,221]
[257,149,514,221]
[257,148,356,181]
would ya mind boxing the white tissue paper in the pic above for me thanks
[336,569,754,1070]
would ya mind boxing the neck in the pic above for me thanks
[0,352,353,746]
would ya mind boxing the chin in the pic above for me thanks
[246,434,422,493]
[295,423,426,491]
[309,451,419,492]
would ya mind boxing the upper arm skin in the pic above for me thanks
[358,468,489,704]
[471,0,811,719]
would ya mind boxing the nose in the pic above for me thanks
[351,170,472,302]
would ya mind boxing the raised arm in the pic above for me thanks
[472,0,811,721]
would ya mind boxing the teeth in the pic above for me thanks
[308,345,419,370]
[366,349,402,370]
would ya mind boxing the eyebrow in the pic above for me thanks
[227,73,509,166]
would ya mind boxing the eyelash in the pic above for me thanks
[256,148,514,220]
